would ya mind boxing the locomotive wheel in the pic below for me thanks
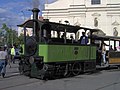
[72,62,81,76]
[21,58,31,76]
[64,64,71,77]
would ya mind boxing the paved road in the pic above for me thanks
[0,62,120,90]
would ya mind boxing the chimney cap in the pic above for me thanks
[32,8,40,12]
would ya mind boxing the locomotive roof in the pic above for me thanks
[17,19,99,33]
[92,35,120,41]
[46,21,99,33]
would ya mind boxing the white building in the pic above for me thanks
[18,16,43,36]
[42,0,120,36]
[18,27,33,36]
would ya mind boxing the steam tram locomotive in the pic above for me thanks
[18,8,120,79]
[18,8,98,79]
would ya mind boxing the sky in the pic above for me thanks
[0,0,57,29]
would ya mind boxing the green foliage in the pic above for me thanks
[18,33,24,44]
[0,23,24,46]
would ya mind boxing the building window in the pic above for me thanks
[91,0,101,4]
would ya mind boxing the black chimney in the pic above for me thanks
[32,8,40,41]
[32,8,40,20]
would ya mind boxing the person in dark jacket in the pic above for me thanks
[79,32,88,45]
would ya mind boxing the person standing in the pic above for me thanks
[10,46,16,64]
[0,46,7,78]
[7,47,12,68]
[70,35,74,44]
[109,45,114,51]
[102,44,106,64]
[79,32,88,45]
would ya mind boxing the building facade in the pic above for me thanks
[42,0,120,36]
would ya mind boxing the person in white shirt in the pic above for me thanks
[0,46,7,78]
[102,44,106,64]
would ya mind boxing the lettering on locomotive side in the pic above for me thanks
[74,47,79,55]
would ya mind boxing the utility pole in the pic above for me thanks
[9,25,13,46]
[21,11,26,21]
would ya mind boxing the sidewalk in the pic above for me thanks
[4,61,20,78]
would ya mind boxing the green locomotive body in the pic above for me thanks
[39,44,96,63]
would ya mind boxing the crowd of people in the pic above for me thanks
[0,45,20,78]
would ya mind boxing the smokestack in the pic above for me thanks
[32,8,40,41]
[32,8,40,20]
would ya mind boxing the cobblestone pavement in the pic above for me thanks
[0,62,120,90]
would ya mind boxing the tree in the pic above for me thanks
[1,23,12,46]
[18,33,24,44]
[1,23,22,47]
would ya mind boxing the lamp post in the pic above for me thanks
[7,25,13,46]
[21,11,26,21]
